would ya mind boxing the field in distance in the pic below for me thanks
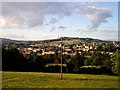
[2,71,119,88]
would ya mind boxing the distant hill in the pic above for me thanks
[43,37,103,43]
[0,37,116,45]
[0,38,28,45]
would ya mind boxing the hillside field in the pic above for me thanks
[2,71,119,88]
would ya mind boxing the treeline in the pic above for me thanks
[2,45,120,75]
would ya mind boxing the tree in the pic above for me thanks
[88,51,110,66]
[65,59,74,73]
[111,50,120,75]
[96,45,103,51]
[43,54,55,64]
[84,59,93,66]
[2,46,26,71]
[102,60,113,75]
[93,57,103,66]
[33,56,45,71]
[71,52,84,71]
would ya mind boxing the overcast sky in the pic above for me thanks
[0,1,118,41]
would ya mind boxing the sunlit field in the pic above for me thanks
[2,71,119,88]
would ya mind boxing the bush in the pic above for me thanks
[45,64,67,73]
[78,66,113,75]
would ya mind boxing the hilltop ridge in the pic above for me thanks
[0,37,117,45]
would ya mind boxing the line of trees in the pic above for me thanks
[2,45,120,75]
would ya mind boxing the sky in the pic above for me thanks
[0,1,118,41]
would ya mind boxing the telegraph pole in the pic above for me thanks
[60,36,63,80]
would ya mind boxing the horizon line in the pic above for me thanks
[0,36,119,42]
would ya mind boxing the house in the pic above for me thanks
[42,51,55,55]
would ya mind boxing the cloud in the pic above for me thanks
[50,26,56,32]
[58,26,67,29]
[1,2,112,30]
[1,16,24,28]
[1,2,71,28]
[1,34,26,40]
[49,18,57,24]
[75,6,112,30]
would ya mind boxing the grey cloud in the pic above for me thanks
[58,26,66,29]
[27,15,44,27]
[50,26,56,32]
[2,2,72,28]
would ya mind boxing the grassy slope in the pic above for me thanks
[2,71,119,88]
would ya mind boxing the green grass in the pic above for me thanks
[2,71,119,88]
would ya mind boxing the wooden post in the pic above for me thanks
[60,37,62,80]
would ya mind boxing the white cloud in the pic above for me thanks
[1,34,26,40]
[75,6,112,30]
[0,17,5,27]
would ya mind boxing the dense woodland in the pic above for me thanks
[2,44,120,76]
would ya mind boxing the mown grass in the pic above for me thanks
[2,71,119,88]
